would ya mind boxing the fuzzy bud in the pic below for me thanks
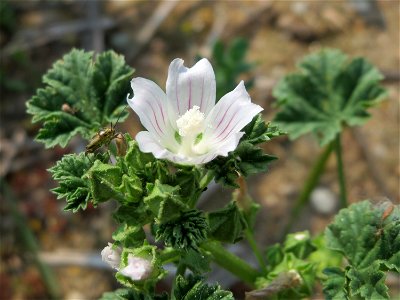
[101,242,122,270]
[119,254,153,281]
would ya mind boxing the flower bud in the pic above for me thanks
[119,254,152,281]
[101,242,122,270]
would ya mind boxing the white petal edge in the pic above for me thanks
[204,81,263,145]
[127,78,178,150]
[166,58,216,123]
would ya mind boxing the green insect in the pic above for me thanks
[85,106,127,155]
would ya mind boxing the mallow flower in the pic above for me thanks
[119,254,152,281]
[101,243,121,270]
[127,58,263,164]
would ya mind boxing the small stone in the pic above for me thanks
[310,187,337,214]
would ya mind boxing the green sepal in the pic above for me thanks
[273,49,387,145]
[207,142,277,188]
[283,231,317,260]
[207,201,247,243]
[112,223,146,248]
[144,180,185,223]
[116,245,165,290]
[155,210,208,251]
[48,152,99,212]
[26,49,134,148]
[173,274,234,300]
[113,203,153,228]
[242,114,286,145]
[308,234,342,274]
[255,253,317,299]
[120,174,143,204]
[265,244,285,272]
[100,288,168,300]
[85,160,125,204]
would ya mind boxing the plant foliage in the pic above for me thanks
[27,49,134,147]
[173,275,234,300]
[273,49,387,145]
[323,201,400,299]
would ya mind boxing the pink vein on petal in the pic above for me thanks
[215,107,241,140]
[199,77,204,112]
[147,87,166,125]
[144,101,164,136]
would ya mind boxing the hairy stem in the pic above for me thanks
[201,241,259,286]
[284,141,334,234]
[235,177,267,273]
[334,133,348,207]
[244,229,267,274]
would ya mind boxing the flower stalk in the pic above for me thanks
[334,133,348,208]
[284,141,335,234]
[201,241,259,286]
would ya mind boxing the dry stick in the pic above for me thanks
[0,18,114,59]
[86,0,104,53]
[350,127,396,201]
[127,0,182,61]
[1,179,61,299]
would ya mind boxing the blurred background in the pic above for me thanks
[0,0,399,299]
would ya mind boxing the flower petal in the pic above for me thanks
[166,58,216,122]
[205,81,263,144]
[127,78,178,150]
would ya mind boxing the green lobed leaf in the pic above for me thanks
[26,49,134,148]
[347,263,389,299]
[273,49,387,145]
[323,200,399,299]
[322,267,348,300]
[207,201,247,243]
[48,153,99,212]
[155,210,208,251]
[173,275,234,300]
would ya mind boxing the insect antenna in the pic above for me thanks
[112,104,129,129]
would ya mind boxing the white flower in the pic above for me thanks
[127,58,263,165]
[119,254,152,281]
[101,243,121,270]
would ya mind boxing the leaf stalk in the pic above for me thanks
[284,141,335,234]
[334,134,348,207]
[201,241,259,286]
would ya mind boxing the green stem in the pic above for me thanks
[334,134,348,207]
[1,179,61,299]
[171,262,186,300]
[244,229,267,274]
[201,241,259,286]
[159,248,180,265]
[284,141,334,234]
